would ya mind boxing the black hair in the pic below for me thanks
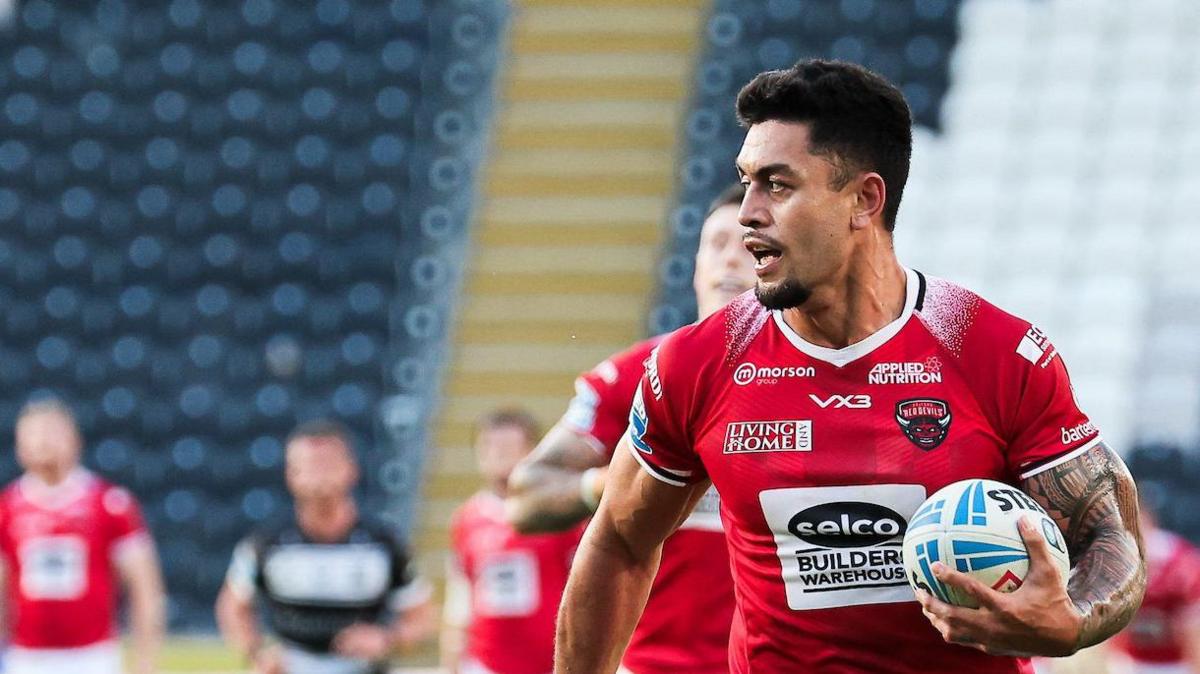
[736,59,913,230]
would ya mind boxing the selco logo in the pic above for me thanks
[787,502,907,548]
[733,362,816,386]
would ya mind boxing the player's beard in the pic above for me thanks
[755,277,812,310]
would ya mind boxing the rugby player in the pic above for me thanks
[216,419,433,674]
[556,60,1145,673]
[442,408,584,674]
[0,398,164,674]
[506,183,753,673]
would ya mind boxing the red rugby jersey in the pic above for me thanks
[0,469,147,649]
[629,269,1099,673]
[450,492,582,674]
[562,336,735,674]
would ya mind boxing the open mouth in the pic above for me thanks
[744,238,783,273]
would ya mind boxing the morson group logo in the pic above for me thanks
[894,398,952,450]
[733,362,816,386]
[724,420,812,454]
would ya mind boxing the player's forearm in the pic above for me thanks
[389,600,435,652]
[1024,442,1146,650]
[506,462,601,534]
[439,624,465,673]
[129,582,165,674]
[1182,618,1200,673]
[555,529,660,673]
[216,589,265,658]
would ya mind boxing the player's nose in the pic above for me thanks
[738,186,769,230]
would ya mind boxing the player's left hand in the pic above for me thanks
[332,623,393,660]
[915,516,1083,657]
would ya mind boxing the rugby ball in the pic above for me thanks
[902,479,1070,608]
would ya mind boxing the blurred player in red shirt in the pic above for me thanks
[506,183,754,673]
[0,398,164,674]
[442,409,583,674]
[1108,497,1200,674]
[556,60,1144,673]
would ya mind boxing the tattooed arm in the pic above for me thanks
[917,441,1145,656]
[506,425,609,533]
[1022,441,1146,650]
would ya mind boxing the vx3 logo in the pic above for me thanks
[808,394,873,409]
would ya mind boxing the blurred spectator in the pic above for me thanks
[0,398,164,674]
[215,419,433,674]
[441,409,583,674]
[1107,495,1200,673]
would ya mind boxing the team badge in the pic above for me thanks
[895,398,951,450]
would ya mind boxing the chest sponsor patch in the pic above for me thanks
[759,484,926,610]
[733,362,816,386]
[476,550,540,617]
[867,357,943,385]
[263,544,391,605]
[724,420,812,454]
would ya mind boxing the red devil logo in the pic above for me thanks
[895,398,951,450]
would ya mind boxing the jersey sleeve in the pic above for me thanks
[627,335,707,487]
[1002,326,1101,480]
[101,485,150,564]
[560,342,656,456]
[225,536,260,600]
[385,531,432,612]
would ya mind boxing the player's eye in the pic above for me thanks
[768,180,786,193]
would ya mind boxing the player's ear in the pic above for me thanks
[850,172,886,230]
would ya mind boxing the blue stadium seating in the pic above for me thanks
[0,0,507,630]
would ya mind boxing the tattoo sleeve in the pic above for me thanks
[1022,441,1146,650]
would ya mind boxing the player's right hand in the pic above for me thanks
[916,516,1082,657]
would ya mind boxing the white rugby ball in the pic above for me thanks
[902,479,1070,608]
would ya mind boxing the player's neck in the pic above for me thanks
[26,464,77,488]
[295,495,357,542]
[780,252,907,350]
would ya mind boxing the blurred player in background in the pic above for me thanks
[557,60,1144,673]
[0,398,164,674]
[1107,496,1200,673]
[506,183,754,673]
[215,419,433,674]
[441,409,583,674]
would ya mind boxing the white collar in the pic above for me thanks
[771,267,918,368]
[18,467,92,510]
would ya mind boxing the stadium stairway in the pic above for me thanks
[413,0,709,579]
